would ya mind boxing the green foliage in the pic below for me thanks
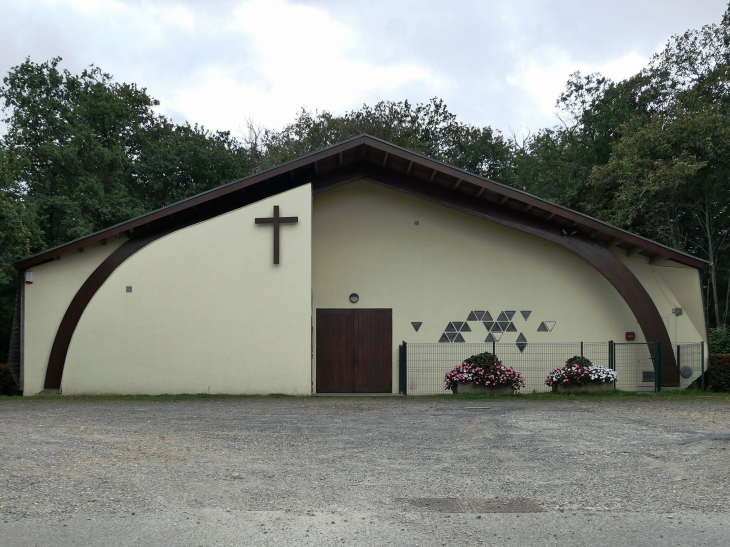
[259,98,515,182]
[463,351,503,368]
[709,326,730,354]
[565,356,593,367]
[0,364,21,396]
[706,354,730,392]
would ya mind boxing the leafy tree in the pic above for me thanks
[589,8,730,327]
[0,144,33,362]
[259,98,515,182]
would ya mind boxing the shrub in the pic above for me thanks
[444,352,525,391]
[545,355,618,387]
[709,327,730,354]
[0,364,21,396]
[706,354,730,392]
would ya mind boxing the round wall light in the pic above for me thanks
[349,293,359,304]
[679,366,693,378]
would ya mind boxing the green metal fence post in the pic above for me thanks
[701,341,705,392]
[398,341,408,395]
[655,341,662,393]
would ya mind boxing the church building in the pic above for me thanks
[8,136,708,395]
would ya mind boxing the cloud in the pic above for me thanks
[168,0,437,132]
[0,0,726,139]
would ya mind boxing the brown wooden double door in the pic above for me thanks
[316,309,392,393]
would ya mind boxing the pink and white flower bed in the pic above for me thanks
[444,352,525,392]
[545,356,618,388]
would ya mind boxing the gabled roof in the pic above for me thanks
[14,135,708,270]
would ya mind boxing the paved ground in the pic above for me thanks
[1,395,729,546]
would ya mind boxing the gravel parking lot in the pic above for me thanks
[1,395,729,546]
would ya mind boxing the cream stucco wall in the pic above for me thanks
[619,255,707,346]
[60,184,312,395]
[22,238,127,395]
[312,180,706,393]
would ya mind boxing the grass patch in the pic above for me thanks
[438,388,730,401]
[0,389,728,403]
[0,392,298,403]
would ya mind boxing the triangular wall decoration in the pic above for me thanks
[520,311,532,321]
[537,322,549,332]
[438,333,450,343]
[516,333,528,353]
[483,311,493,321]
[545,321,556,332]
[505,322,517,332]
[445,323,457,333]
[483,321,495,331]
[492,322,504,332]
[452,321,465,331]
[460,323,471,332]
[492,332,503,342]
[505,311,516,320]
[446,332,457,342]
[454,333,465,343]
[497,321,510,331]
[466,311,479,321]
[497,311,509,322]
[485,333,497,343]
[411,322,422,332]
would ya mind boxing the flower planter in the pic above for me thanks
[552,382,614,394]
[453,383,514,395]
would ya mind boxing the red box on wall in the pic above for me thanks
[625,332,635,341]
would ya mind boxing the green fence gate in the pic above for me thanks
[612,341,662,392]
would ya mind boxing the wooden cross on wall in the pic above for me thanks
[254,205,298,265]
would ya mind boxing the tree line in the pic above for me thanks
[3,6,730,361]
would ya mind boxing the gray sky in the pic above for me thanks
[1,0,727,139]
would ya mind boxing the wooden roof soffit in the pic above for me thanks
[607,238,623,248]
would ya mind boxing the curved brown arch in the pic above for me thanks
[45,163,680,389]
[44,232,166,389]
[361,164,680,386]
